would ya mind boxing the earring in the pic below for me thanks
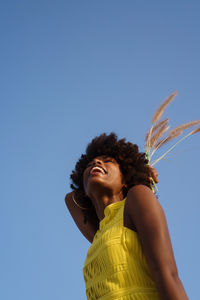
[72,193,88,210]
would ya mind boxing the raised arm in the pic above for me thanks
[126,185,189,300]
[65,191,99,243]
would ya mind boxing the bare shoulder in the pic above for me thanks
[127,184,157,198]
[126,184,162,211]
[125,184,165,231]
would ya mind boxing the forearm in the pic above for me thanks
[65,192,99,242]
[154,271,189,300]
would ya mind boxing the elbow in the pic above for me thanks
[64,194,68,206]
[65,192,73,205]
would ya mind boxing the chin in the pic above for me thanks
[86,176,111,194]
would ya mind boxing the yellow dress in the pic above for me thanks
[83,199,161,300]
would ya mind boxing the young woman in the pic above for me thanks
[65,133,188,300]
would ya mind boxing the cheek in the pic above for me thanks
[111,168,124,188]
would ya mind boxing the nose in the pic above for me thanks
[87,157,106,174]
[92,158,103,166]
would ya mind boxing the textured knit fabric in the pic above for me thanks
[83,199,161,300]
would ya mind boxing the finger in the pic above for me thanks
[149,174,159,184]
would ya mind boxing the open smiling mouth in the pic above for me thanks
[90,166,107,175]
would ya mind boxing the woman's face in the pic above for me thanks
[83,155,125,198]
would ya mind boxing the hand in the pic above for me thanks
[148,165,159,184]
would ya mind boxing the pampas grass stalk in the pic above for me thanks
[151,126,200,166]
[169,120,200,136]
[145,119,169,143]
[152,91,178,124]
[145,119,169,157]
[149,124,170,148]
[149,129,183,160]
[149,121,200,160]
[144,91,200,194]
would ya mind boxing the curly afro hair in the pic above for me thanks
[70,133,151,223]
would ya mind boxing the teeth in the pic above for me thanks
[91,166,105,174]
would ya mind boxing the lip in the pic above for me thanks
[90,165,107,175]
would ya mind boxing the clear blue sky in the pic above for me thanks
[1,1,200,299]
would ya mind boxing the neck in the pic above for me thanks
[90,191,124,221]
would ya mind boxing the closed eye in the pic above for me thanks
[104,158,116,164]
